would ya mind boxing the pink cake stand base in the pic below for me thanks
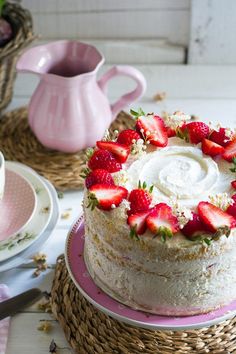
[65,216,236,331]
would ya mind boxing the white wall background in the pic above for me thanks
[21,0,236,65]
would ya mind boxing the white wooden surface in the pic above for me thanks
[189,0,236,64]
[1,62,236,353]
[20,0,190,64]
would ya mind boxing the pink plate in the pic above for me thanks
[0,169,36,241]
[65,216,236,330]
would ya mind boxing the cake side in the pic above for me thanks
[83,194,236,315]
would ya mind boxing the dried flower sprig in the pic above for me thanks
[32,253,49,277]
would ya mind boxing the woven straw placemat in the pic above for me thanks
[51,255,236,354]
[0,107,134,190]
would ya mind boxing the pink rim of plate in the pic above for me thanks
[0,169,36,241]
[65,216,236,331]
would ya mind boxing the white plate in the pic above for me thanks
[0,164,59,272]
[0,162,53,262]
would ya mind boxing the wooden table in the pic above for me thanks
[2,64,236,353]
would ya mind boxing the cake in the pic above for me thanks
[82,110,236,316]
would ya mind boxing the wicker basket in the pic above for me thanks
[0,1,34,113]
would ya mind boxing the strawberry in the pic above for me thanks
[226,194,236,218]
[85,169,115,189]
[222,139,236,162]
[231,181,236,189]
[135,115,168,147]
[182,212,206,239]
[96,141,130,163]
[127,209,151,236]
[88,149,122,172]
[166,126,176,138]
[146,203,179,241]
[209,128,233,147]
[201,138,225,157]
[117,129,141,146]
[177,121,209,144]
[87,184,128,211]
[128,182,153,214]
[198,201,236,233]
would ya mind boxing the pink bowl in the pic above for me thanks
[0,169,36,241]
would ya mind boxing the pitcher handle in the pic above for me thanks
[98,65,146,120]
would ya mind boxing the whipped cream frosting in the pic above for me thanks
[125,137,234,209]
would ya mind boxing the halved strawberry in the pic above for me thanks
[135,115,168,147]
[88,149,122,172]
[198,201,236,233]
[87,184,128,211]
[96,141,130,163]
[127,209,151,236]
[177,121,209,144]
[128,182,153,214]
[201,138,225,157]
[231,181,236,189]
[85,169,115,189]
[209,128,233,147]
[222,139,236,162]
[117,129,141,146]
[146,203,179,241]
[182,212,206,239]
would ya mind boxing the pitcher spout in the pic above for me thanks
[16,45,49,75]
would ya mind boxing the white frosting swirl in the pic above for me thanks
[126,138,233,208]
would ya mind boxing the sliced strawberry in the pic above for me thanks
[178,121,209,144]
[87,184,128,211]
[135,115,168,147]
[209,128,233,147]
[198,201,236,233]
[127,209,151,236]
[231,181,236,189]
[85,169,115,189]
[182,212,206,239]
[201,138,225,157]
[146,203,179,241]
[96,141,130,163]
[128,182,153,214]
[222,139,236,162]
[117,129,141,146]
[88,149,122,172]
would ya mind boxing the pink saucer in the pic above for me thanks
[65,216,236,331]
[0,169,36,241]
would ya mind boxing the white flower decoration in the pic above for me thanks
[208,193,233,211]
[131,138,147,157]
[164,111,191,130]
[169,197,193,229]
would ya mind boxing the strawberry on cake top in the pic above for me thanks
[82,110,236,315]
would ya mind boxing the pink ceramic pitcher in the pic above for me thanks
[16,40,146,153]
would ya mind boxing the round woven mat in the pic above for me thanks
[0,107,134,190]
[51,255,236,354]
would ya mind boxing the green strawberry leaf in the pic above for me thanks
[129,226,140,241]
[130,108,145,118]
[230,157,236,172]
[86,192,99,210]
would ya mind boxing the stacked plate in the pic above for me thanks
[0,161,59,272]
